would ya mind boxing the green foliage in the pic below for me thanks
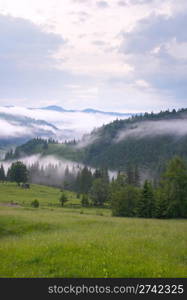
[156,156,187,218]
[81,194,89,207]
[111,185,140,217]
[126,165,140,186]
[7,161,28,185]
[155,189,168,218]
[111,157,187,219]
[31,199,39,208]
[59,193,68,207]
[137,180,155,218]
[77,108,187,173]
[90,178,110,206]
[10,108,187,175]
[0,164,6,182]
[78,167,93,194]
[63,166,76,190]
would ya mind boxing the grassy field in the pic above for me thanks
[0,183,187,278]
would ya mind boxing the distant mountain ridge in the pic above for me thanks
[0,112,57,130]
[38,105,134,116]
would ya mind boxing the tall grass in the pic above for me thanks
[0,183,186,278]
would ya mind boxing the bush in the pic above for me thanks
[31,199,39,208]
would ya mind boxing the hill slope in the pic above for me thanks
[6,108,187,174]
[77,108,187,169]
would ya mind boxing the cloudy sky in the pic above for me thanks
[0,0,186,112]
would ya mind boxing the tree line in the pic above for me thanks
[0,156,187,218]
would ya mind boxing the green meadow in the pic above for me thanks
[0,183,186,278]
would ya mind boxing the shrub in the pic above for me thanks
[31,199,39,208]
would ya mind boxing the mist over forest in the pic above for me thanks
[0,106,131,150]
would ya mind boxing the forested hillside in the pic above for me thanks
[80,108,187,170]
[6,108,187,177]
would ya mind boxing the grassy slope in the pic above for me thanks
[0,183,76,207]
[0,183,187,278]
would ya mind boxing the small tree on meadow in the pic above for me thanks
[8,161,28,186]
[31,199,39,208]
[59,193,68,207]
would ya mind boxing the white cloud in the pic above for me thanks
[0,106,130,140]
[0,0,186,112]
[0,119,29,138]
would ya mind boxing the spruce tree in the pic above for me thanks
[126,165,134,185]
[155,189,168,218]
[134,165,140,187]
[137,180,155,218]
[158,156,187,218]
[79,167,93,194]
[0,164,6,182]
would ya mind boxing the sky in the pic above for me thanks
[0,0,187,112]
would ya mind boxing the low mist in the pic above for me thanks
[3,154,84,186]
[116,119,187,142]
[2,154,117,188]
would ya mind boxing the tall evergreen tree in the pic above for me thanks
[79,167,93,194]
[93,169,102,179]
[0,164,6,182]
[126,165,134,185]
[157,156,187,218]
[137,180,155,218]
[134,165,140,187]
[155,189,168,218]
